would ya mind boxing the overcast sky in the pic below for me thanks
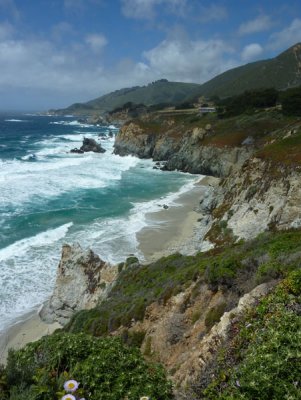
[0,0,301,110]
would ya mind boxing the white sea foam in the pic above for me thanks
[0,223,73,331]
[0,223,73,263]
[5,119,28,122]
[50,120,94,128]
[0,140,139,212]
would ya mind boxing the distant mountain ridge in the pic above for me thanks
[53,80,201,115]
[53,43,301,115]
[198,43,301,98]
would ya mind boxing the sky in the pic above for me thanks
[0,0,301,110]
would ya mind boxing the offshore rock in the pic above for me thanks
[71,137,106,153]
[40,244,118,325]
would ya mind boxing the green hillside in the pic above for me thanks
[198,43,301,98]
[54,80,201,115]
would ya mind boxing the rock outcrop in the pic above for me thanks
[118,278,275,395]
[71,137,106,154]
[40,244,118,325]
[114,121,251,176]
[207,159,301,242]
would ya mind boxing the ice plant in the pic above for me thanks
[140,397,150,400]
[64,379,79,392]
[62,395,76,400]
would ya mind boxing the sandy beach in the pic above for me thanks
[0,175,218,365]
[138,175,219,262]
[0,309,61,364]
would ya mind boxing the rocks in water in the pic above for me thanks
[70,148,84,154]
[163,204,169,209]
[39,244,119,325]
[71,137,106,154]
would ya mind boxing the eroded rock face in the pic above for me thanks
[121,280,274,396]
[114,121,251,176]
[40,244,118,325]
[213,159,301,241]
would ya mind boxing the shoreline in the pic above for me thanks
[0,308,61,365]
[137,178,210,262]
[0,175,219,365]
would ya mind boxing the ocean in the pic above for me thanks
[0,114,198,332]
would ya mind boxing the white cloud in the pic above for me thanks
[85,33,107,52]
[239,15,273,35]
[121,0,187,19]
[143,37,236,83]
[241,43,263,62]
[199,4,228,23]
[51,22,74,42]
[268,18,301,50]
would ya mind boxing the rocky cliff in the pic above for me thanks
[114,119,251,176]
[205,158,301,245]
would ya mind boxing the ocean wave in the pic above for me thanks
[0,147,139,210]
[5,119,29,122]
[50,120,94,128]
[0,222,73,263]
[0,223,73,331]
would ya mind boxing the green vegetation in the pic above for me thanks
[198,43,301,98]
[281,86,301,116]
[0,334,172,400]
[56,80,201,114]
[198,270,301,399]
[66,230,301,337]
[1,231,301,399]
[216,88,278,117]
[204,303,227,330]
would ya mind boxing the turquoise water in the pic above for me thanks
[0,114,197,330]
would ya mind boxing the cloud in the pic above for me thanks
[239,15,273,35]
[241,43,263,62]
[143,36,236,83]
[51,22,74,42]
[199,4,228,23]
[268,18,301,50]
[85,33,108,52]
[121,0,187,19]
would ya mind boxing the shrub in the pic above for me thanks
[4,333,173,400]
[200,270,301,399]
[204,303,226,330]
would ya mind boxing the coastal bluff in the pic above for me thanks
[113,119,251,176]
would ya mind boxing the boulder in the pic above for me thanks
[71,137,106,154]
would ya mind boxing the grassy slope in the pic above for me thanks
[197,43,301,98]
[59,81,201,114]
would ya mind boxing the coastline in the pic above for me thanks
[0,175,218,365]
[137,177,212,262]
[0,308,61,365]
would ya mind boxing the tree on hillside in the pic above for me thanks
[281,87,301,116]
